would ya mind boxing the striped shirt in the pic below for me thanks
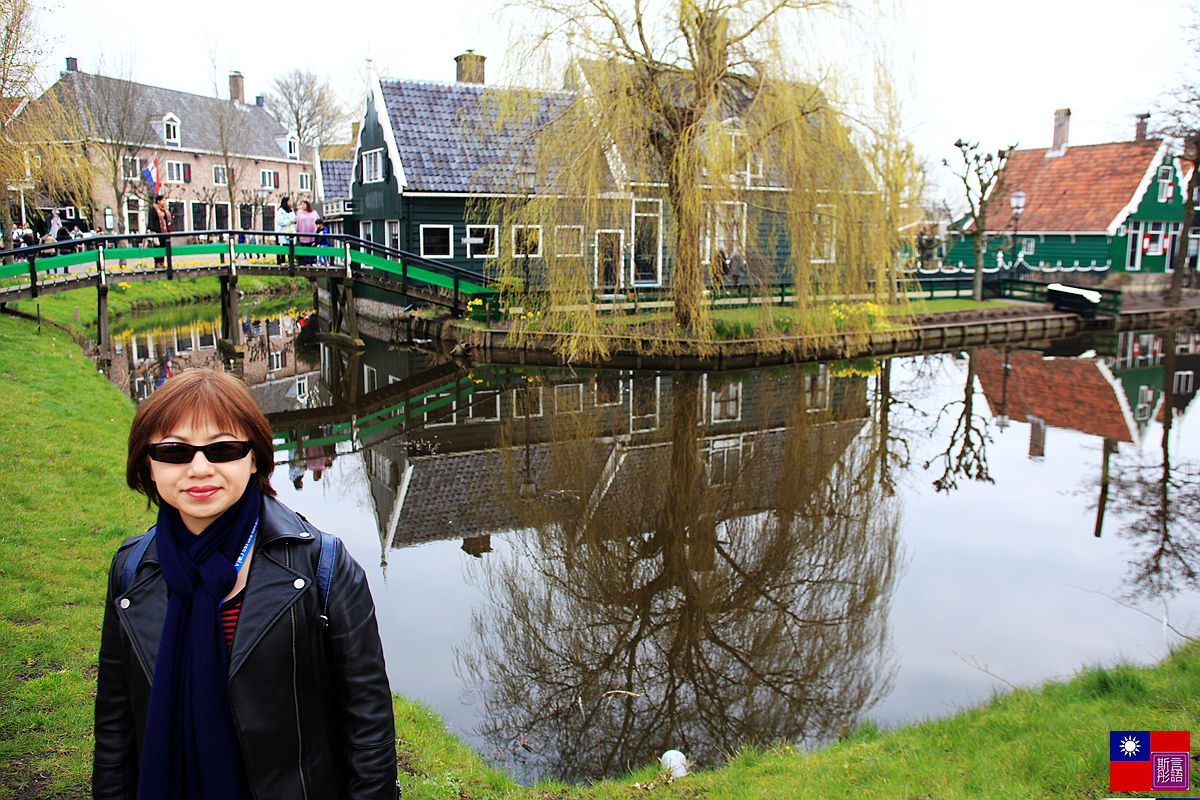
[221,587,246,649]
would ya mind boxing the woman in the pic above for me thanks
[146,195,171,268]
[275,196,296,265]
[93,368,397,799]
[295,200,320,264]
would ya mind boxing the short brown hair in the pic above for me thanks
[126,368,277,505]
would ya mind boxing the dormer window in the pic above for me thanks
[287,135,299,161]
[163,113,180,147]
[1158,165,1175,203]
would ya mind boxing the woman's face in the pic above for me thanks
[149,415,256,534]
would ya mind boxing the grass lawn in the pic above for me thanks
[0,311,1194,799]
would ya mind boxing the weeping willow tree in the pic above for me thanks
[471,0,919,357]
[0,0,92,249]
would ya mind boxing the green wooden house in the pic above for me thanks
[943,110,1187,279]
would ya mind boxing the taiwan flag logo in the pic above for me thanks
[1110,730,1191,791]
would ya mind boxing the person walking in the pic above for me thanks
[147,195,171,268]
[295,200,319,265]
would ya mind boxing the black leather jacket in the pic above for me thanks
[92,496,397,799]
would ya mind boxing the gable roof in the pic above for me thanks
[974,348,1135,442]
[377,78,576,193]
[45,69,307,163]
[983,139,1166,234]
[318,158,352,200]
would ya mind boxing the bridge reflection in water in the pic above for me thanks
[110,311,1200,784]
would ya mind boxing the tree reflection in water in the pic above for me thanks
[1107,333,1200,598]
[457,370,902,782]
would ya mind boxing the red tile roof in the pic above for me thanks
[975,349,1132,442]
[982,139,1165,234]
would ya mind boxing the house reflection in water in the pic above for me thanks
[285,336,903,782]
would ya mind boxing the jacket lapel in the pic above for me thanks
[227,549,308,678]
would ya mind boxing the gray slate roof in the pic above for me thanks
[319,158,352,199]
[47,70,308,162]
[378,79,575,193]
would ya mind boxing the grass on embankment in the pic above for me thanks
[11,275,309,334]
[1,310,1196,799]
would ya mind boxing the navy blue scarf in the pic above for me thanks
[137,483,260,800]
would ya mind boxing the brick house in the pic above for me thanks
[36,59,313,237]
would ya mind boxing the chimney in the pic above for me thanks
[65,57,78,72]
[229,71,245,104]
[255,95,264,107]
[1049,108,1070,155]
[1135,112,1150,141]
[455,50,486,84]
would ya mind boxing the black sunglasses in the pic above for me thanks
[147,441,253,464]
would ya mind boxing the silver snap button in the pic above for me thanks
[294,578,306,590]
[297,531,311,538]
[119,598,131,609]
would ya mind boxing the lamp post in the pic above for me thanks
[255,186,271,239]
[516,162,536,297]
[1009,188,1027,273]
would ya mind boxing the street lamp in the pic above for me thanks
[516,162,536,296]
[255,186,271,238]
[1009,188,1027,272]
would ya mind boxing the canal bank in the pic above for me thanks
[2,311,1200,798]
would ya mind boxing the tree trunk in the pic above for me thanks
[971,230,986,302]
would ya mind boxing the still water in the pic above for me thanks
[111,311,1200,783]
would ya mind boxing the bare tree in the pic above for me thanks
[1157,11,1200,305]
[0,0,91,248]
[944,139,1012,302]
[264,69,349,148]
[208,61,253,233]
[923,349,993,493]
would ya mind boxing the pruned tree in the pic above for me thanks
[208,59,253,233]
[264,69,349,148]
[476,0,919,356]
[943,139,1012,302]
[1157,10,1200,305]
[0,0,91,249]
[63,56,155,236]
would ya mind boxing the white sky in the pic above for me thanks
[38,0,1193,205]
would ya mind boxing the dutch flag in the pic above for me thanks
[141,157,159,195]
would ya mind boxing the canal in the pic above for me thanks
[106,304,1200,783]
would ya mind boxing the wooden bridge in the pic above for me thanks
[0,230,497,372]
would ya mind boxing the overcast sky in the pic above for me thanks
[38,0,1193,203]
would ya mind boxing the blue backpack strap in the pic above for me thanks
[316,531,338,628]
[120,527,156,596]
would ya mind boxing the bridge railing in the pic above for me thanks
[0,229,499,310]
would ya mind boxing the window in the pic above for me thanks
[718,130,763,185]
[362,148,383,183]
[705,201,746,264]
[467,390,500,422]
[1145,221,1165,256]
[630,375,659,432]
[1021,238,1036,255]
[163,114,180,146]
[386,220,400,251]
[213,165,228,185]
[594,376,621,406]
[513,386,542,418]
[425,391,457,427]
[259,169,279,188]
[1158,165,1175,203]
[1127,220,1143,270]
[191,202,207,232]
[287,136,299,161]
[554,384,583,414]
[268,350,285,371]
[803,366,829,412]
[1175,370,1195,395]
[420,224,452,258]
[555,225,583,257]
[262,205,275,231]
[711,382,742,422]
[707,436,743,486]
[632,199,661,284]
[466,225,497,258]
[126,197,141,234]
[122,156,143,181]
[168,201,185,232]
[214,203,229,230]
[811,204,836,264]
[359,220,373,243]
[165,160,187,184]
[298,172,311,191]
[512,225,542,257]
[364,365,378,393]
[240,204,254,229]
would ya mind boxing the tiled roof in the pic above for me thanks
[975,349,1133,442]
[982,139,1163,233]
[378,79,576,192]
[319,158,352,199]
[47,70,308,162]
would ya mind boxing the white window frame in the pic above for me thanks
[554,384,584,414]
[1174,370,1195,395]
[631,198,663,286]
[512,225,543,258]
[630,375,660,433]
[593,229,625,288]
[594,376,623,407]
[466,225,498,258]
[704,200,747,265]
[811,203,837,264]
[555,225,584,257]
[362,148,383,183]
[1021,237,1035,256]
[467,390,500,422]
[364,365,378,394]
[419,224,453,259]
[711,382,742,422]
[122,155,142,181]
[164,160,186,184]
[512,386,543,418]
[213,202,230,231]
[426,391,458,428]
[1146,221,1165,257]
[804,366,830,412]
[163,113,180,147]
[1158,165,1175,203]
[359,220,373,243]
[386,219,400,251]
[212,164,228,186]
[1127,220,1143,270]
[259,169,278,188]
[707,435,744,486]
[287,136,300,161]
[268,350,284,371]
[298,172,311,191]
[189,200,208,231]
